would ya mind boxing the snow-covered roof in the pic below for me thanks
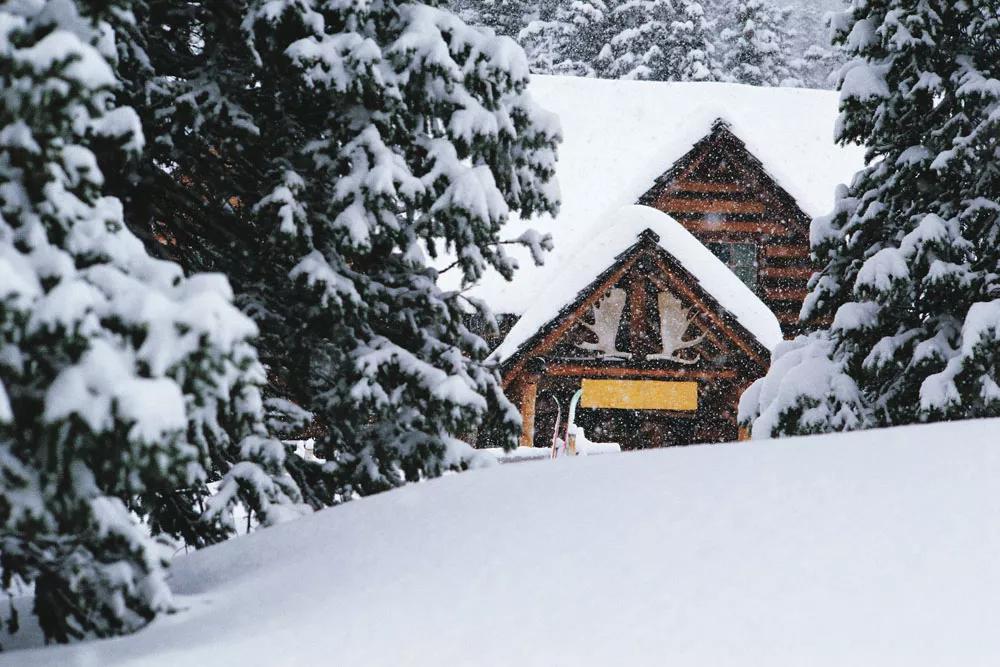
[490,205,783,364]
[449,75,866,317]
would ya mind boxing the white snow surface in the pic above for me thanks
[453,75,866,317]
[490,205,783,363]
[10,417,1000,665]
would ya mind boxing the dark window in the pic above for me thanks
[707,242,758,292]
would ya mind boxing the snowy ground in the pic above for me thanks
[7,418,1000,666]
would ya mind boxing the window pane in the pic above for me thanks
[705,241,758,292]
[707,243,730,263]
[735,264,758,291]
[731,243,756,265]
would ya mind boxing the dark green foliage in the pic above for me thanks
[740,0,1000,436]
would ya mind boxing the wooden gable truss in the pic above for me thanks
[498,229,770,450]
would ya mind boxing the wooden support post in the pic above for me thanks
[628,273,649,356]
[519,358,545,448]
[519,379,539,448]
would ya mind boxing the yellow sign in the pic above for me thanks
[580,379,698,411]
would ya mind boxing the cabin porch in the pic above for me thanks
[512,365,745,451]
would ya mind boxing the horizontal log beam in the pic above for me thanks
[680,220,788,235]
[665,180,747,194]
[544,364,737,381]
[764,287,810,301]
[759,266,814,279]
[763,244,810,259]
[775,311,805,324]
[656,197,767,215]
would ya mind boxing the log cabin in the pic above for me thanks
[489,206,781,450]
[453,75,866,451]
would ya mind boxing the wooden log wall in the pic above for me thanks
[639,123,817,337]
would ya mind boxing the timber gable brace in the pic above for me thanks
[500,228,771,391]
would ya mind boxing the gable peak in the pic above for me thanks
[710,117,732,133]
[637,228,661,245]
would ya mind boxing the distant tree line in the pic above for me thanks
[452,0,845,88]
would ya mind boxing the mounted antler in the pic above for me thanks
[647,291,706,364]
[576,288,632,359]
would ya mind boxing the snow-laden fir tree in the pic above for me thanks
[740,0,1000,437]
[453,0,533,38]
[600,0,715,81]
[0,0,305,643]
[241,0,560,496]
[783,3,847,90]
[101,1,343,511]
[520,0,612,77]
[717,0,799,87]
[522,0,717,81]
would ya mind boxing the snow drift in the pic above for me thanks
[7,418,1000,665]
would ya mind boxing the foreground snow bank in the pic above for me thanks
[8,419,1000,666]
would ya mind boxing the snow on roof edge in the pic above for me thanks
[490,205,783,366]
[456,76,865,318]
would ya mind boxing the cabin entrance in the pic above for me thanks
[531,377,705,450]
[575,409,696,449]
[489,225,773,452]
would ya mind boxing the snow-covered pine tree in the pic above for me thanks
[717,0,798,87]
[784,3,847,90]
[520,0,612,77]
[600,0,715,81]
[242,0,560,496]
[453,0,533,38]
[102,1,341,515]
[0,0,304,643]
[790,43,840,90]
[739,0,1000,437]
[521,0,717,81]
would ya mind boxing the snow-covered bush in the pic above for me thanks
[741,0,1000,437]
[0,0,305,643]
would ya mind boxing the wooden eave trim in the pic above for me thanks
[544,364,738,381]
